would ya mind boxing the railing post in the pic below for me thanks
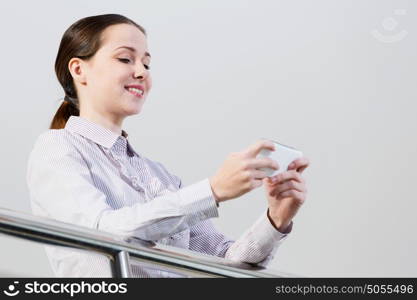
[113,251,132,278]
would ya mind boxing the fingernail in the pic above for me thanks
[289,162,295,169]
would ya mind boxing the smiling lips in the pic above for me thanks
[125,85,145,98]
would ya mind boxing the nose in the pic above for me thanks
[134,64,149,81]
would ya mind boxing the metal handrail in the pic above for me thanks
[0,207,296,278]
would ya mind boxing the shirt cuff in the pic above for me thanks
[252,210,292,245]
[224,210,291,264]
[177,178,219,221]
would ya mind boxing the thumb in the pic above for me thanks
[263,177,272,186]
[245,140,275,158]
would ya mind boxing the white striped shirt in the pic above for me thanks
[26,116,291,277]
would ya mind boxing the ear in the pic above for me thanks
[68,57,88,85]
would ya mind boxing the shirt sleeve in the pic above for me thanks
[224,212,292,267]
[187,204,292,266]
[168,169,292,267]
[27,132,219,242]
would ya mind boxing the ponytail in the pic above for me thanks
[49,97,79,129]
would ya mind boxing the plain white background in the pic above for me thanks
[0,0,416,277]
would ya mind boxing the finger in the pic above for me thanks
[287,157,310,174]
[251,170,269,180]
[245,139,275,158]
[269,179,306,196]
[251,178,264,189]
[263,177,271,185]
[278,189,306,204]
[249,157,279,171]
[271,170,304,184]
[297,164,309,173]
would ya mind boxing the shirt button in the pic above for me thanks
[131,177,143,190]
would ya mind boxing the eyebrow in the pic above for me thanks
[114,46,151,58]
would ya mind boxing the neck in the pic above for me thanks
[79,110,123,135]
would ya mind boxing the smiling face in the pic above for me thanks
[71,23,152,126]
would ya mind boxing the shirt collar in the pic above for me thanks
[65,116,139,156]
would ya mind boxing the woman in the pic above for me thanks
[26,14,309,277]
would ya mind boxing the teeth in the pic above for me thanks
[127,87,144,95]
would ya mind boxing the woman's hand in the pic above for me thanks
[209,140,279,203]
[263,157,310,232]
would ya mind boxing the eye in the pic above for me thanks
[118,58,150,70]
[118,58,131,63]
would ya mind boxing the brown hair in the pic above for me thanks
[50,14,146,129]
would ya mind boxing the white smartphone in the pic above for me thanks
[257,139,303,176]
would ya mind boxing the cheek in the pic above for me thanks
[97,61,125,81]
[90,69,116,90]
[103,71,128,94]
[147,76,153,91]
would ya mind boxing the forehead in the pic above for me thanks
[99,23,148,53]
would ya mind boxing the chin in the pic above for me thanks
[123,105,143,116]
[119,95,146,116]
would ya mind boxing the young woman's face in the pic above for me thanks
[80,23,152,119]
